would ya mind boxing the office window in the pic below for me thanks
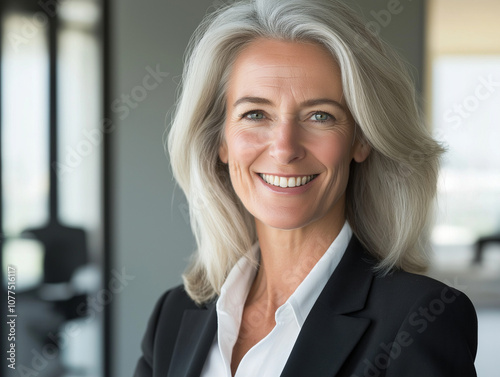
[1,1,107,376]
[427,1,500,375]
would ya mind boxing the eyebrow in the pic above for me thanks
[233,96,273,108]
[232,96,346,111]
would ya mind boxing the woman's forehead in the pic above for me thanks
[227,38,344,105]
[232,38,339,74]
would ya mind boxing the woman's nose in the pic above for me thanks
[268,119,305,165]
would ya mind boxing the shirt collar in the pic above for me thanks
[287,221,352,327]
[217,221,353,328]
[217,242,259,319]
[215,243,259,369]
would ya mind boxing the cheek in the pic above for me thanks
[225,127,269,163]
[314,136,352,169]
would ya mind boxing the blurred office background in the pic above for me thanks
[0,0,498,376]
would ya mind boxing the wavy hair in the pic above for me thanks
[167,0,444,304]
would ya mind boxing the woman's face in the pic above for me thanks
[219,39,370,231]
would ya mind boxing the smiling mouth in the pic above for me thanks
[258,173,319,188]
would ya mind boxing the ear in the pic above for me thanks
[219,140,228,164]
[352,138,371,163]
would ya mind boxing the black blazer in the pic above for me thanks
[134,236,478,377]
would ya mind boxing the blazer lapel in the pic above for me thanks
[281,235,375,377]
[167,302,217,377]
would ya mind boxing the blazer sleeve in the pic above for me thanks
[133,291,170,377]
[385,286,478,377]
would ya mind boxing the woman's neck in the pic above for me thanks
[247,212,346,312]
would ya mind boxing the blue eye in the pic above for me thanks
[245,111,265,121]
[311,112,333,122]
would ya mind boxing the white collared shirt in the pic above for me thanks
[200,221,352,377]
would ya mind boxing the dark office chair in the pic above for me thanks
[473,233,500,264]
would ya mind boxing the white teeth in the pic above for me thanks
[259,174,316,188]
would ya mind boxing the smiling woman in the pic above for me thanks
[134,0,478,376]
[219,39,369,234]
[218,39,373,373]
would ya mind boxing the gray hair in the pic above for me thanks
[167,0,444,304]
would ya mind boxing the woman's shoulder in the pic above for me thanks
[359,269,478,375]
[374,268,468,299]
[350,237,476,317]
[367,268,477,325]
[134,285,208,376]
[153,284,201,315]
[142,285,201,343]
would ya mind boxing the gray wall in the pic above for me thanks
[110,0,425,375]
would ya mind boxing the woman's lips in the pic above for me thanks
[259,173,318,187]
[258,173,319,188]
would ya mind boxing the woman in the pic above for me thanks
[135,0,478,376]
